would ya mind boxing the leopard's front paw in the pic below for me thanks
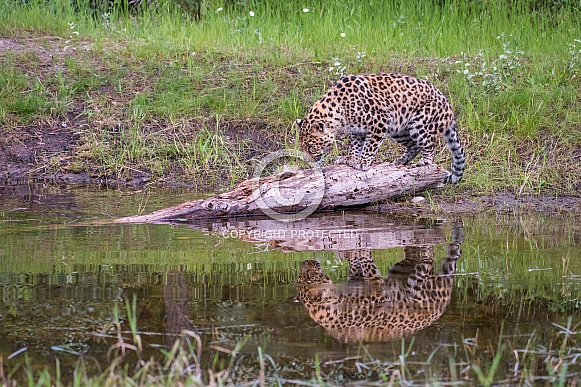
[411,159,433,168]
[392,158,406,166]
[335,156,357,167]
[335,156,365,171]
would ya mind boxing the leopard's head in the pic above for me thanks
[295,260,333,305]
[295,118,335,163]
[297,260,332,285]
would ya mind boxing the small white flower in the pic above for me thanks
[249,11,255,17]
[340,32,346,38]
[303,8,309,12]
[215,7,223,12]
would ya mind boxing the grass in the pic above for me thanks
[0,0,580,192]
[2,294,580,385]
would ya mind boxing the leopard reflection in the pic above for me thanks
[295,231,462,343]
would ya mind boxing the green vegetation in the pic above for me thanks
[3,300,580,386]
[0,0,579,191]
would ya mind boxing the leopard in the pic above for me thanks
[296,259,332,285]
[296,73,466,184]
[295,234,463,343]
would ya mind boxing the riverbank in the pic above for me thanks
[1,1,580,203]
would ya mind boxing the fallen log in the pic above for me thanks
[115,163,448,224]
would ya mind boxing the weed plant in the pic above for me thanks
[0,0,579,192]
[2,298,580,385]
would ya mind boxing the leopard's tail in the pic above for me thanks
[444,120,465,184]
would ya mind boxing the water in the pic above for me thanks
[1,184,581,384]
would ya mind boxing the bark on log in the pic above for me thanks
[115,163,448,224]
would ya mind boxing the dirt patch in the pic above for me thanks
[0,118,156,187]
[0,36,93,61]
[0,123,77,177]
[374,191,581,216]
[0,115,278,188]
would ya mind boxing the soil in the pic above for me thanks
[373,191,581,216]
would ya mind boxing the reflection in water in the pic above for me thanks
[3,184,581,385]
[163,270,193,348]
[193,212,447,251]
[295,223,464,343]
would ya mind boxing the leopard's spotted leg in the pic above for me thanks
[393,140,421,166]
[357,130,387,171]
[409,100,458,168]
[357,111,398,170]
[344,112,393,171]
[336,250,382,282]
[412,134,435,168]
[388,111,423,167]
[297,260,332,285]
[335,130,366,168]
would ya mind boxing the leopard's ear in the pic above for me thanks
[295,119,302,127]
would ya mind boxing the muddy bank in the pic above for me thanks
[1,174,580,217]
[374,191,581,216]
[1,124,580,215]
[0,117,274,189]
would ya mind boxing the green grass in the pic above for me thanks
[2,289,580,385]
[0,0,580,192]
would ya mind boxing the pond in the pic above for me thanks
[1,183,580,385]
